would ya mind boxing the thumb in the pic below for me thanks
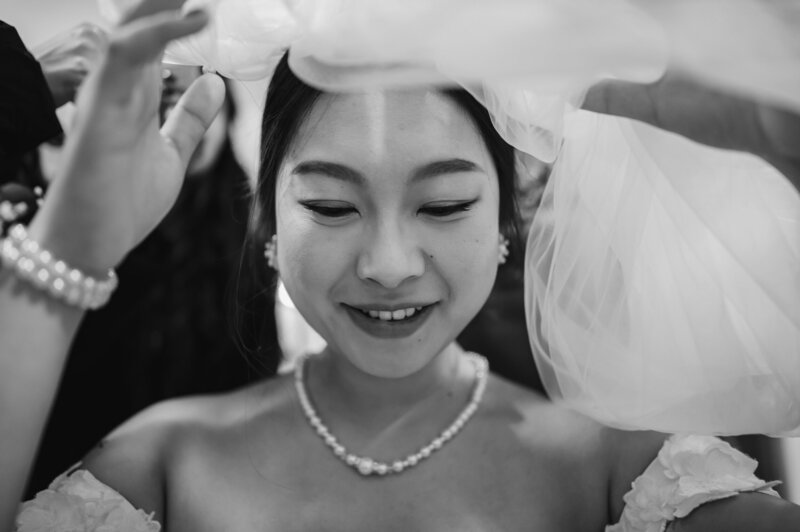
[107,8,209,68]
[160,73,227,169]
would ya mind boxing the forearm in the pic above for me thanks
[672,492,800,532]
[583,75,800,194]
[0,6,214,525]
[0,270,84,530]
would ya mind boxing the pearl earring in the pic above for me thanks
[264,234,278,270]
[498,235,510,265]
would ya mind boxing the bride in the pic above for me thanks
[2,1,800,530]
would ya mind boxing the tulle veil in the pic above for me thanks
[100,0,800,436]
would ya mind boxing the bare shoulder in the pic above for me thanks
[81,375,293,522]
[601,426,668,522]
[671,491,800,531]
[483,373,667,524]
[488,372,665,454]
[483,372,611,456]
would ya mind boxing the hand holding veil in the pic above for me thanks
[0,4,223,527]
[530,70,800,436]
[29,0,225,273]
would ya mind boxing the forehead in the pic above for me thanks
[289,90,491,165]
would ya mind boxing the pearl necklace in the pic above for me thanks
[294,353,489,477]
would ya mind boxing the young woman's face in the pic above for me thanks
[275,90,501,378]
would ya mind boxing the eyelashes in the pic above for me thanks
[418,199,478,217]
[300,202,357,218]
[299,199,479,220]
[300,201,358,218]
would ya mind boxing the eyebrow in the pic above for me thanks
[292,161,363,183]
[291,158,485,183]
[412,159,484,181]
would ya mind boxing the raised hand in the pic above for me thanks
[583,71,800,190]
[27,0,226,273]
[32,23,109,108]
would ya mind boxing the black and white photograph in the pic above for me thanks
[2,1,799,530]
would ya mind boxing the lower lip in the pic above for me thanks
[343,304,434,339]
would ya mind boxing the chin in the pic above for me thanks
[337,337,448,379]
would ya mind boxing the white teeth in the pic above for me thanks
[360,307,422,321]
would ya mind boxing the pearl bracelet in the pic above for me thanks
[0,224,118,310]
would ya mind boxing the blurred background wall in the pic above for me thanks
[7,0,103,46]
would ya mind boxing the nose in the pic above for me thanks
[357,221,425,289]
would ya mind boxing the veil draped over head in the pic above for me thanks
[101,0,800,436]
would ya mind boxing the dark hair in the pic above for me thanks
[236,53,522,374]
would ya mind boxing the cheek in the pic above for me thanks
[274,196,354,318]
[277,216,330,285]
[432,211,499,300]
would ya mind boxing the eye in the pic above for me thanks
[300,201,359,219]
[419,199,479,218]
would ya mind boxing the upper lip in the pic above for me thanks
[343,302,436,311]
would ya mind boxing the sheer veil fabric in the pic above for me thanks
[100,0,800,436]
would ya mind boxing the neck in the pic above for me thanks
[306,343,469,428]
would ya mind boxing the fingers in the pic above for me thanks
[581,81,613,115]
[42,23,110,106]
[107,8,209,67]
[582,80,657,124]
[31,22,109,61]
[72,23,110,69]
[756,105,800,161]
[121,0,190,24]
[71,22,109,49]
[161,74,226,168]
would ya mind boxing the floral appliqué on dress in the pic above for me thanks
[15,466,160,532]
[607,434,781,532]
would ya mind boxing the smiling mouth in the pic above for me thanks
[351,306,427,322]
[342,303,436,338]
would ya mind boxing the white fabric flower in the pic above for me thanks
[16,490,86,532]
[16,469,160,532]
[606,434,780,532]
[658,435,773,518]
